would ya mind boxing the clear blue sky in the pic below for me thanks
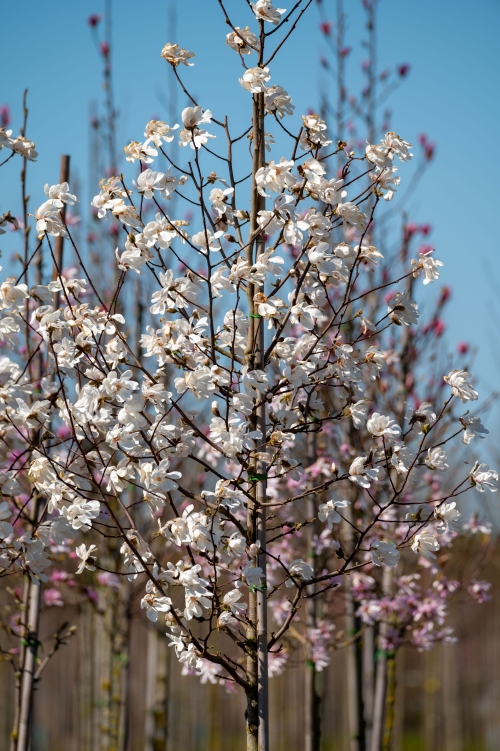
[1,0,499,414]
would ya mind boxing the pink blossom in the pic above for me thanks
[44,588,64,607]
[468,579,492,604]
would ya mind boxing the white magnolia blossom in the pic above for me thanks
[349,456,381,488]
[226,26,260,55]
[411,533,440,561]
[144,119,179,146]
[285,559,314,587]
[367,412,401,439]
[251,0,286,25]
[265,85,294,118]
[388,290,419,326]
[0,129,38,161]
[406,401,436,433]
[444,370,478,403]
[460,413,488,445]
[336,202,368,232]
[75,544,98,575]
[0,501,13,540]
[425,447,449,471]
[179,106,214,149]
[44,182,77,206]
[318,499,350,529]
[434,502,461,534]
[239,66,272,93]
[347,400,369,429]
[161,42,195,66]
[412,251,443,284]
[371,540,400,567]
[470,463,498,492]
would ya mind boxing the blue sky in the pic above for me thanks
[1,0,499,416]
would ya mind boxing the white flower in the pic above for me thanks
[242,368,269,397]
[369,166,400,201]
[192,229,223,253]
[349,456,381,488]
[181,106,212,129]
[434,502,461,534]
[406,401,436,433]
[255,158,296,196]
[425,447,448,471]
[336,202,368,232]
[0,501,13,540]
[470,463,498,493]
[218,610,238,630]
[62,499,101,531]
[209,187,234,217]
[174,366,216,400]
[144,120,179,146]
[388,290,419,326]
[0,130,38,161]
[382,132,413,161]
[226,26,260,55]
[411,533,440,561]
[179,107,214,149]
[106,459,135,494]
[444,370,478,403]
[318,500,350,529]
[161,42,195,66]
[251,0,286,25]
[223,589,247,615]
[44,182,78,207]
[367,412,401,439]
[348,400,368,429]
[320,178,346,205]
[285,559,313,587]
[75,544,98,574]
[164,505,194,546]
[264,86,294,118]
[178,643,203,672]
[366,143,393,169]
[460,413,488,445]
[390,442,413,475]
[34,200,67,239]
[0,277,28,309]
[404,504,433,523]
[124,140,157,164]
[300,114,331,149]
[412,251,443,284]
[141,593,172,622]
[11,398,51,429]
[241,561,263,587]
[141,458,182,494]
[132,169,166,199]
[239,66,271,93]
[371,540,400,567]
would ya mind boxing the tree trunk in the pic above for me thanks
[16,574,42,751]
[305,431,321,751]
[363,625,375,749]
[370,567,392,751]
[381,651,396,751]
[144,627,170,751]
[343,507,366,751]
[245,79,268,751]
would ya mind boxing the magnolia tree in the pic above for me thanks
[0,1,496,750]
